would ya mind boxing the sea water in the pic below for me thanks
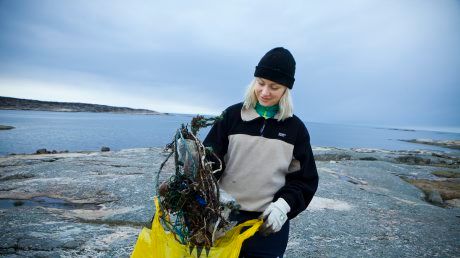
[0,110,459,156]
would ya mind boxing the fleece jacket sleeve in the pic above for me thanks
[203,110,229,180]
[274,122,319,219]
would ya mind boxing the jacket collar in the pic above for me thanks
[241,105,282,121]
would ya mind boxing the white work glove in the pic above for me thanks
[259,198,291,235]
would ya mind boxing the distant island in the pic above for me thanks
[400,139,460,150]
[0,96,162,115]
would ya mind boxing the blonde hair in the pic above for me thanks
[243,78,294,121]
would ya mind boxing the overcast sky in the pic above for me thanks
[0,0,459,131]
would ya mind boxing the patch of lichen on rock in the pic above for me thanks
[402,177,460,200]
[432,170,460,178]
[395,155,459,169]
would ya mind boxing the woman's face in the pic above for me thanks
[254,77,287,106]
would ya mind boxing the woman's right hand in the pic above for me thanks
[158,181,169,196]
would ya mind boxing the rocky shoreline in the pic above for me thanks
[400,139,460,150]
[0,147,459,257]
[0,96,162,115]
[0,125,15,130]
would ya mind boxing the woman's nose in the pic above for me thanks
[261,87,270,96]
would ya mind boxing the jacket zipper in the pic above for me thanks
[260,119,267,136]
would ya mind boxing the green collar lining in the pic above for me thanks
[255,102,280,119]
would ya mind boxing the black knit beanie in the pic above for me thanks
[254,47,296,89]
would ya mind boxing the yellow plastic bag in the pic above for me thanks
[131,197,262,258]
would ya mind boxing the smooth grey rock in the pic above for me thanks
[315,153,352,161]
[0,236,17,249]
[359,157,378,161]
[0,125,15,130]
[17,237,62,251]
[62,240,84,249]
[427,190,443,204]
[0,147,458,257]
[396,155,431,165]
[35,149,48,154]
[101,146,110,152]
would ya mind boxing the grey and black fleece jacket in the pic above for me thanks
[203,102,318,220]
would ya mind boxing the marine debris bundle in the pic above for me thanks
[155,115,239,247]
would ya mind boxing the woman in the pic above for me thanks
[204,47,319,258]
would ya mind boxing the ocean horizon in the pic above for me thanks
[0,110,459,156]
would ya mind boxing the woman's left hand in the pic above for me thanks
[259,198,290,235]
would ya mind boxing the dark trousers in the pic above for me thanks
[230,210,290,258]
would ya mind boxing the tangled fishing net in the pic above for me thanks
[155,115,240,248]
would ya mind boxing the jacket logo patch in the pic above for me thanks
[278,132,286,137]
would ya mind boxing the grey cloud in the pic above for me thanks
[0,0,459,128]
